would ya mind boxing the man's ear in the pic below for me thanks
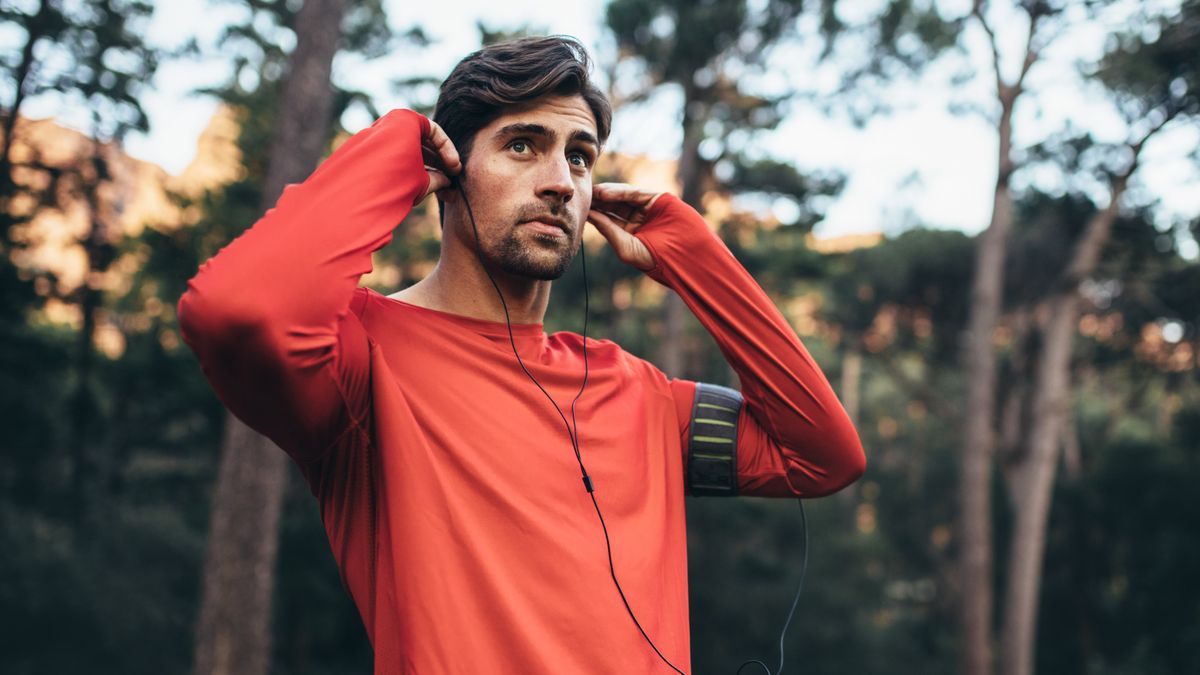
[434,171,466,228]
[435,156,468,228]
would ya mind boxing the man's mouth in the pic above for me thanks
[521,217,570,238]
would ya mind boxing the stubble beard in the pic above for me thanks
[480,201,582,281]
[491,226,579,280]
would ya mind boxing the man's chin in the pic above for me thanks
[497,256,574,280]
[493,232,578,280]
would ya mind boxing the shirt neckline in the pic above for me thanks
[371,290,547,338]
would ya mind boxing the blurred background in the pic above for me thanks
[1,1,1197,674]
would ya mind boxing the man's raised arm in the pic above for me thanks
[176,110,444,475]
[633,194,866,498]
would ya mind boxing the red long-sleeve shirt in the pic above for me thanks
[177,108,865,674]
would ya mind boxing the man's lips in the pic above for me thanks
[521,218,570,237]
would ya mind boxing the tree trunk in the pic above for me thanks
[192,424,289,675]
[70,147,115,529]
[1061,402,1082,482]
[999,293,1076,675]
[958,95,1015,675]
[959,6,1046,669]
[1000,173,1129,675]
[659,95,706,377]
[192,2,348,674]
[0,0,48,215]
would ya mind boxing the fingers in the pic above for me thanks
[423,121,461,176]
[425,167,451,195]
[419,122,459,201]
[592,183,658,208]
[587,209,657,272]
[587,209,624,242]
[591,183,664,223]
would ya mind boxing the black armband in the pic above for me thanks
[686,382,742,497]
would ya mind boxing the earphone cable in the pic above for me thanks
[456,182,587,468]
[736,498,808,675]
[456,181,686,675]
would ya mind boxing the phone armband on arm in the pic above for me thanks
[686,382,742,497]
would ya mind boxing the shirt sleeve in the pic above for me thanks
[176,109,432,479]
[637,194,866,498]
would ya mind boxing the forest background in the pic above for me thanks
[1,1,1198,674]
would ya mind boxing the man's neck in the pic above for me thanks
[391,255,551,326]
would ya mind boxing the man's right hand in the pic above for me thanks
[422,119,462,199]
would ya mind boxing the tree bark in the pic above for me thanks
[1,0,48,187]
[2,0,53,239]
[996,98,1175,670]
[999,293,1076,675]
[959,5,1041,671]
[70,145,120,529]
[192,422,289,675]
[1000,168,1132,675]
[958,94,1015,675]
[1061,401,1082,482]
[659,94,707,377]
[192,2,348,674]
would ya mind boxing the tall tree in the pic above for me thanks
[750,1,1194,671]
[997,4,1199,673]
[0,0,67,235]
[191,2,350,673]
[957,4,1050,672]
[605,0,826,378]
[68,0,160,528]
[0,0,159,522]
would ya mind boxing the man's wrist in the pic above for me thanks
[634,193,726,286]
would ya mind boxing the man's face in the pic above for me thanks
[453,94,600,280]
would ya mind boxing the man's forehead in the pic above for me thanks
[486,95,598,140]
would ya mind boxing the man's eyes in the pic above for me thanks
[506,139,593,168]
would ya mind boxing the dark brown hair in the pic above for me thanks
[433,35,612,166]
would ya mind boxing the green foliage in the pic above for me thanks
[271,477,373,675]
[606,0,844,200]
[1093,0,1200,125]
[1,0,160,263]
[0,0,158,135]
[1,0,399,672]
[829,228,973,351]
[1036,417,1200,675]
[872,0,963,72]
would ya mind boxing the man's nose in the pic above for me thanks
[537,156,574,204]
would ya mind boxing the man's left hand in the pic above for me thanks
[587,183,665,272]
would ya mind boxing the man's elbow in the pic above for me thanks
[794,423,866,497]
[177,281,273,354]
[829,436,867,493]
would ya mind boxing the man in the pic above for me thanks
[178,36,864,674]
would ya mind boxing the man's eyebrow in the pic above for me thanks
[494,123,600,149]
[494,123,551,140]
[570,129,600,149]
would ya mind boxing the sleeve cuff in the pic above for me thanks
[633,193,720,287]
